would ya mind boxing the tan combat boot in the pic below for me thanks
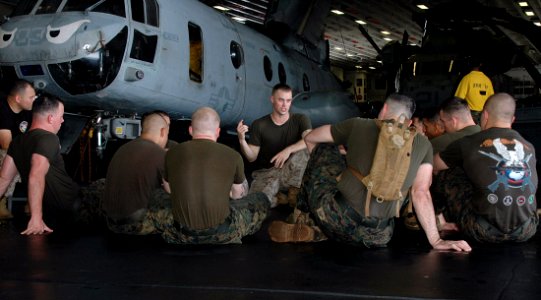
[0,196,13,219]
[287,187,300,207]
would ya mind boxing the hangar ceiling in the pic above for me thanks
[200,0,541,71]
[0,0,540,72]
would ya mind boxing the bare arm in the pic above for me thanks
[230,178,249,200]
[433,153,450,172]
[21,153,53,235]
[304,125,333,153]
[0,129,12,150]
[237,120,260,162]
[162,179,171,194]
[0,154,18,196]
[270,129,311,168]
[411,163,471,252]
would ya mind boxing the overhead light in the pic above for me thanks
[417,4,429,10]
[213,5,229,11]
[381,30,391,35]
[355,65,362,69]
[331,10,344,15]
[518,2,529,7]
[232,16,246,23]
[376,60,382,63]
[410,42,417,46]
[355,20,367,25]
[346,53,354,57]
[334,46,343,51]
[384,37,393,41]
[535,21,541,26]
[369,66,376,70]
[525,11,535,16]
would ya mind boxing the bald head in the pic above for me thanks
[483,93,515,125]
[191,107,220,136]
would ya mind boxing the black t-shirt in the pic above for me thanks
[0,99,32,139]
[8,129,80,211]
[440,128,538,233]
[249,113,311,169]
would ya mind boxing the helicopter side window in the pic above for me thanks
[63,0,126,17]
[130,0,159,27]
[130,29,157,63]
[278,62,286,84]
[302,73,310,91]
[230,41,243,69]
[189,22,203,83]
[35,0,63,14]
[264,56,272,82]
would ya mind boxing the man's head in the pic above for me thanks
[421,108,445,139]
[32,94,64,134]
[190,107,221,140]
[480,93,516,130]
[141,110,170,148]
[270,83,293,117]
[439,97,474,133]
[378,94,415,121]
[8,80,36,112]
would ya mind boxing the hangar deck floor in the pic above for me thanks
[1,203,539,300]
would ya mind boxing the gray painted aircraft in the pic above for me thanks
[0,0,358,148]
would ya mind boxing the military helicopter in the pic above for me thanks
[0,0,358,155]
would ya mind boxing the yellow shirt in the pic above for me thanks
[454,70,494,112]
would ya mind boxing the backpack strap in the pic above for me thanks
[347,166,373,217]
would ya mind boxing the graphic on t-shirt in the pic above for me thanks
[479,138,534,193]
[19,121,28,133]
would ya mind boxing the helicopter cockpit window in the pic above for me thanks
[130,0,159,27]
[11,0,36,17]
[264,56,273,82]
[130,29,157,63]
[63,0,126,17]
[35,0,63,14]
[189,22,203,83]
[278,63,286,84]
[230,41,243,69]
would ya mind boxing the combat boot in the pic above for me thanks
[287,187,300,207]
[268,221,315,242]
[0,196,13,219]
[275,191,289,206]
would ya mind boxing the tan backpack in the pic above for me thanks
[348,115,416,217]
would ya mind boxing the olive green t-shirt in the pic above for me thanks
[165,139,245,230]
[331,118,433,218]
[431,125,481,154]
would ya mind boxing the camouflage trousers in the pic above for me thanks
[106,189,172,235]
[160,192,269,244]
[431,167,473,222]
[0,149,20,197]
[297,144,394,248]
[436,169,539,243]
[250,150,309,207]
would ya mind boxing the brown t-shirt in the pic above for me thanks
[102,138,166,219]
[331,118,433,218]
[249,113,311,169]
[8,129,79,212]
[165,139,245,230]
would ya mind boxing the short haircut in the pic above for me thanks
[32,93,63,116]
[141,110,170,133]
[440,97,470,118]
[191,107,220,134]
[9,80,32,96]
[141,110,170,125]
[272,83,292,95]
[385,94,416,119]
[483,93,515,123]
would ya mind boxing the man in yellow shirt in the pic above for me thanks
[454,60,494,123]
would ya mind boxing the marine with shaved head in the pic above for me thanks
[434,93,538,243]
[160,107,269,244]
[102,110,172,235]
